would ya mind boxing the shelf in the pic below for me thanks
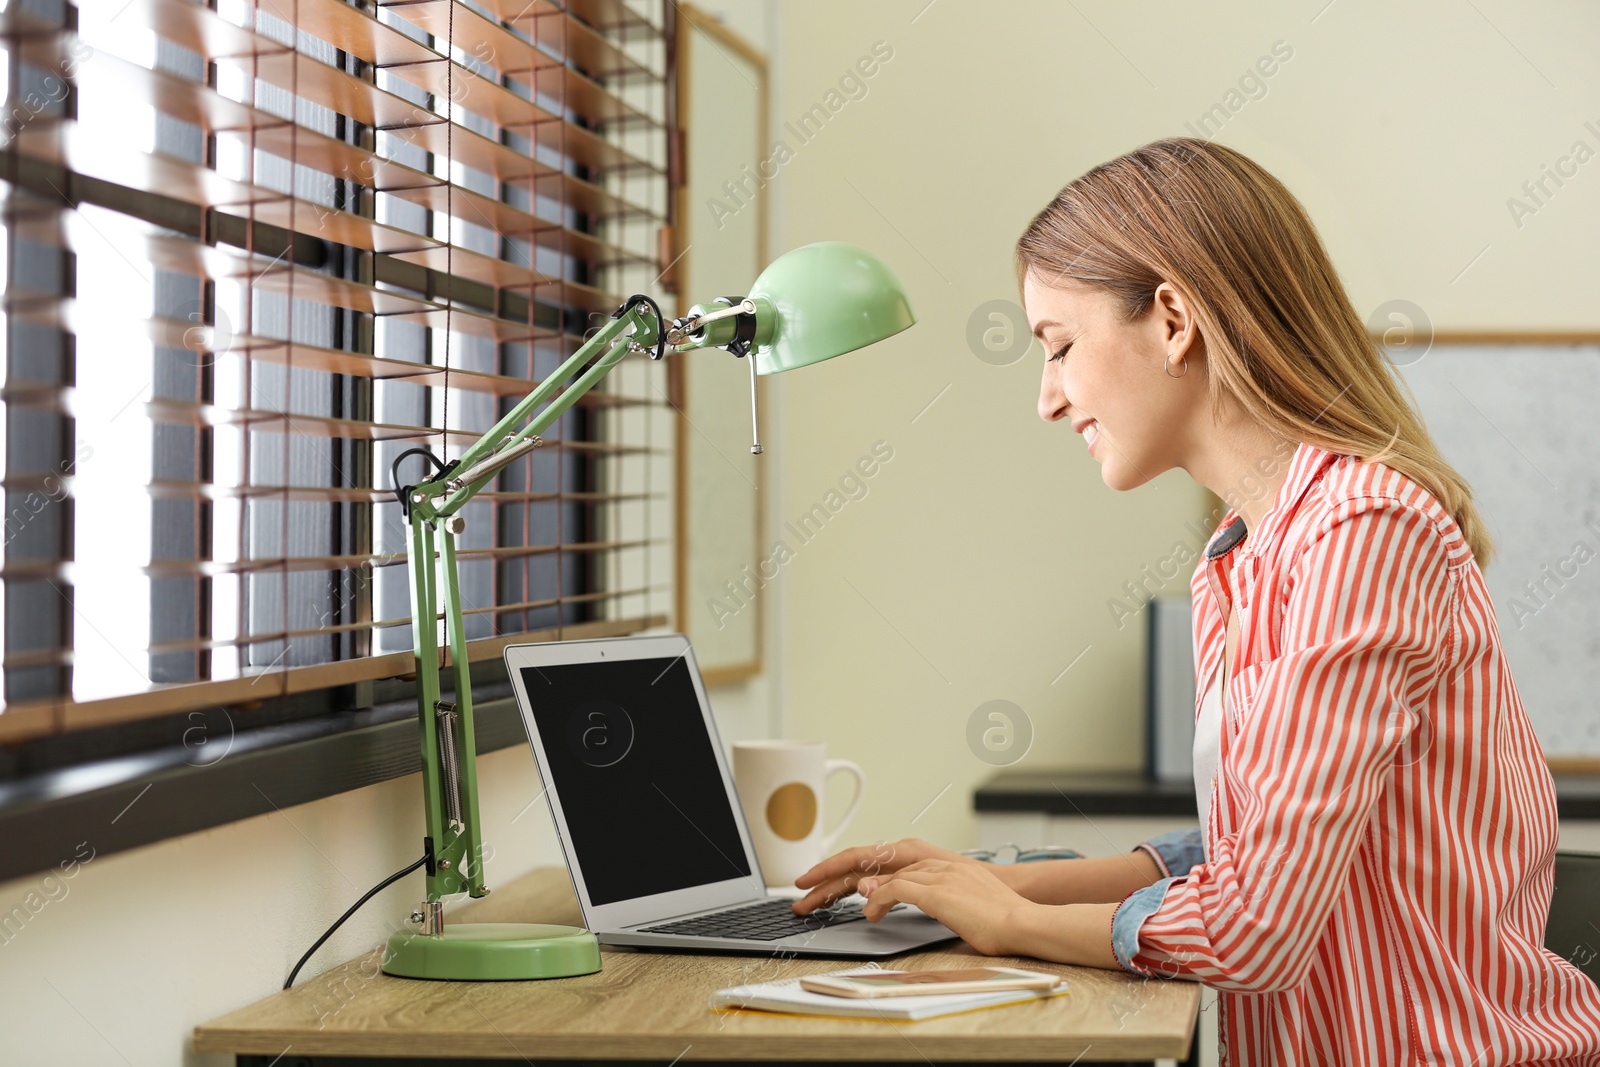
[973,767,1600,821]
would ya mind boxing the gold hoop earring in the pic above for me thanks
[1165,356,1188,379]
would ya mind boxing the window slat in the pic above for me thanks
[0,0,675,731]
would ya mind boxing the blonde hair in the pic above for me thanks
[1014,137,1493,567]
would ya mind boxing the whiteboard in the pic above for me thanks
[1395,343,1600,759]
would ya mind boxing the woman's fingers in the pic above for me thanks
[791,876,861,914]
[859,869,939,920]
[793,846,867,888]
[790,843,913,914]
[790,850,872,914]
[792,866,896,913]
[789,840,951,914]
[858,861,943,897]
[858,864,948,918]
[793,841,900,887]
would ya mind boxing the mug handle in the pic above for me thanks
[820,758,867,852]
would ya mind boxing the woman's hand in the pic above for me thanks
[856,859,1037,957]
[790,837,987,915]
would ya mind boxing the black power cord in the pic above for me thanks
[283,852,430,990]
[389,446,459,520]
[611,294,666,360]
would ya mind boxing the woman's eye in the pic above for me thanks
[1048,344,1070,363]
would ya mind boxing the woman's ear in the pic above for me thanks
[1151,282,1199,359]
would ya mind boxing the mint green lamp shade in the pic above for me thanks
[749,241,916,376]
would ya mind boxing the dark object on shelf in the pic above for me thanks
[1146,596,1197,785]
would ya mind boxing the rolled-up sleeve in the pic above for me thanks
[1111,830,1203,975]
[1112,877,1179,975]
[1133,827,1205,879]
[1124,496,1457,992]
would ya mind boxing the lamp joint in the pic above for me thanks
[410,901,444,936]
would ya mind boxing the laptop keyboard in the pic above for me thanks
[636,896,898,941]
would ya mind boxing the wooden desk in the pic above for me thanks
[194,866,1199,1064]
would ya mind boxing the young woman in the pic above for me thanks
[791,139,1600,1065]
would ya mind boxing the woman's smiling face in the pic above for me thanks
[1023,270,1204,491]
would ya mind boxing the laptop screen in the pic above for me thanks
[518,654,753,906]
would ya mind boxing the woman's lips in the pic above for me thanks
[1071,418,1099,451]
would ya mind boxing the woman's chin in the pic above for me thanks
[1098,452,1151,492]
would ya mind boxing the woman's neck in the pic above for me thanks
[1185,424,1297,534]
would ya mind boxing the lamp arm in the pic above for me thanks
[439,324,633,518]
[401,301,657,905]
[407,304,647,517]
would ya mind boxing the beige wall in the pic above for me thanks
[0,742,561,1066]
[746,0,1600,857]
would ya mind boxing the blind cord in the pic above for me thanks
[440,1,454,451]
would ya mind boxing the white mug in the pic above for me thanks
[731,741,866,888]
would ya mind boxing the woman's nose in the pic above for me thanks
[1039,370,1068,422]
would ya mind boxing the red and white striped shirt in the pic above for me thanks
[1118,441,1600,1065]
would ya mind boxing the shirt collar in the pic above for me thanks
[1204,440,1339,562]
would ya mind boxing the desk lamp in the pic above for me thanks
[381,241,915,980]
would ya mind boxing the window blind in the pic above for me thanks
[0,0,676,743]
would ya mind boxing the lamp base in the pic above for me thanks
[382,922,602,981]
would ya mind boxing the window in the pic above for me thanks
[0,0,677,749]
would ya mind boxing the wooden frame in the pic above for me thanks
[1379,329,1600,772]
[670,5,768,687]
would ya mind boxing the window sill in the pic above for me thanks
[0,676,528,885]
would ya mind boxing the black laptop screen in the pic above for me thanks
[519,655,752,906]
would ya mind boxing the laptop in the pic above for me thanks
[503,633,959,956]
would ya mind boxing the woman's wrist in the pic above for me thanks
[992,857,1092,905]
[996,898,1043,958]
[985,858,1060,902]
[983,859,1029,895]
[1002,900,1120,968]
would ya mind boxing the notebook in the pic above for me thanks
[708,963,1070,1021]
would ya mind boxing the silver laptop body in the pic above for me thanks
[503,633,958,957]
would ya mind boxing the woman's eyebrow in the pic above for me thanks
[1029,318,1064,339]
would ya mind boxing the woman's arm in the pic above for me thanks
[852,861,1126,964]
[1004,901,1122,968]
[994,849,1163,905]
[1116,498,1456,990]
